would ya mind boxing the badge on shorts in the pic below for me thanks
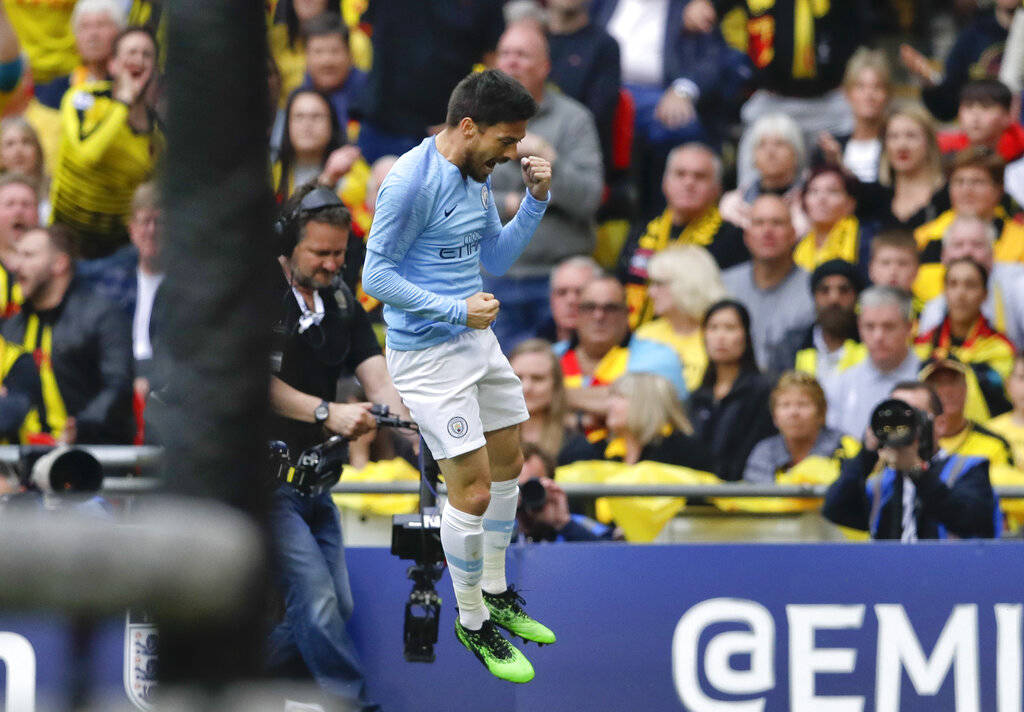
[480,185,489,209]
[447,416,468,438]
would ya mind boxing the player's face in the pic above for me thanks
[466,120,526,182]
[0,184,38,250]
[290,221,347,291]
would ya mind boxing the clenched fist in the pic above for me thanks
[466,291,500,329]
[520,156,552,201]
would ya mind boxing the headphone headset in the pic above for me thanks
[274,185,346,257]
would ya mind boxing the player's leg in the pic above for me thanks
[480,424,522,597]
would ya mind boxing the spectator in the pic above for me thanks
[354,0,504,163]
[268,0,337,105]
[633,245,726,392]
[555,274,687,422]
[920,356,1015,467]
[273,88,362,200]
[509,338,573,460]
[487,21,603,351]
[619,143,748,327]
[0,118,48,223]
[769,260,864,390]
[536,255,602,343]
[0,174,38,319]
[744,371,856,484]
[823,379,997,540]
[685,0,864,188]
[76,182,163,392]
[0,333,42,444]
[861,103,948,234]
[546,0,620,180]
[918,215,1024,350]
[688,299,775,481]
[3,0,76,90]
[938,80,1024,164]
[867,229,921,308]
[561,372,713,470]
[914,147,1024,304]
[298,13,366,141]
[914,257,1015,419]
[814,48,892,184]
[592,0,749,215]
[516,442,619,542]
[793,164,871,274]
[827,286,920,438]
[50,26,162,259]
[719,113,805,230]
[3,226,134,444]
[721,194,815,370]
[988,354,1024,467]
[901,0,1020,122]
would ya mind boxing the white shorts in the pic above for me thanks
[386,329,529,460]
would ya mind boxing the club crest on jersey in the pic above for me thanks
[481,185,489,209]
[124,609,158,710]
[447,416,468,438]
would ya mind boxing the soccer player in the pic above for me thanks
[362,69,555,684]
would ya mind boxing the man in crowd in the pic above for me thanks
[721,194,814,369]
[487,20,603,351]
[918,214,1024,349]
[50,26,162,259]
[300,13,367,138]
[556,275,686,420]
[768,260,864,388]
[827,286,920,438]
[619,143,748,327]
[0,174,39,319]
[2,225,133,444]
[823,380,997,540]
[535,255,601,344]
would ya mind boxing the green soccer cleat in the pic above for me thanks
[454,618,535,683]
[482,586,557,645]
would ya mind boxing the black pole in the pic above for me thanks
[155,0,276,691]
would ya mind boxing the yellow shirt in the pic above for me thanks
[634,318,706,392]
[269,23,306,108]
[938,421,1015,468]
[793,215,862,271]
[987,413,1024,469]
[3,0,77,84]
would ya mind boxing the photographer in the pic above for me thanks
[823,381,997,540]
[267,181,410,712]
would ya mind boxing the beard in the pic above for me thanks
[817,304,857,339]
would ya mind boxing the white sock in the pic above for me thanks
[441,503,488,629]
[481,478,519,595]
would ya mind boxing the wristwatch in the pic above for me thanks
[313,400,331,424]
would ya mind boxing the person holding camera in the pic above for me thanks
[267,181,410,712]
[822,380,997,541]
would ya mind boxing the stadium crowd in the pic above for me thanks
[0,0,1022,541]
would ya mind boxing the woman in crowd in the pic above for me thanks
[816,47,892,183]
[688,299,776,481]
[914,256,1016,417]
[743,371,855,483]
[0,117,48,222]
[793,164,870,273]
[634,245,726,392]
[509,338,574,460]
[863,102,948,232]
[560,372,714,471]
[720,113,805,230]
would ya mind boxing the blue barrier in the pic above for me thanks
[2,542,1023,711]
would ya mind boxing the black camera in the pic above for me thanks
[870,398,934,461]
[519,477,546,513]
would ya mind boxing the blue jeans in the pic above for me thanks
[480,274,552,354]
[267,486,380,712]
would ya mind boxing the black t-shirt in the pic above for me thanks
[270,273,381,454]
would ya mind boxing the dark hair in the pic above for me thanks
[520,442,556,478]
[445,69,538,129]
[284,179,351,242]
[281,1,341,48]
[802,163,861,208]
[113,25,157,58]
[870,229,919,260]
[699,299,759,390]
[959,79,1013,111]
[949,145,1005,186]
[891,380,943,416]
[944,255,989,288]
[276,88,343,199]
[304,11,349,45]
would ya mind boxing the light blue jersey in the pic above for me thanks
[363,136,548,351]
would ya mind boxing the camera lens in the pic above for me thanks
[870,398,920,448]
[519,478,546,513]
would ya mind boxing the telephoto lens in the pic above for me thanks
[870,399,920,449]
[519,478,547,513]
